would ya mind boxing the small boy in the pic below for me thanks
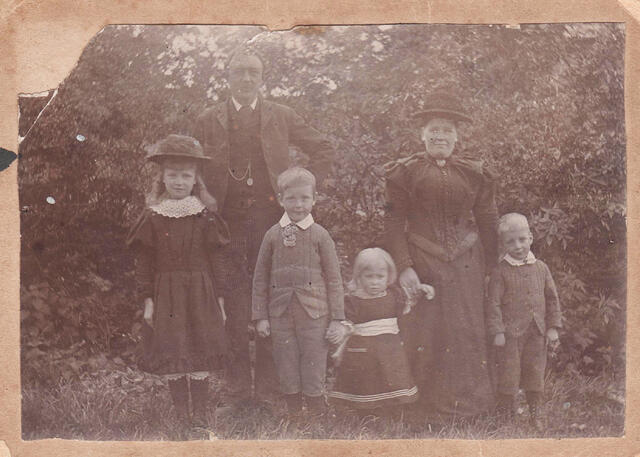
[486,213,562,430]
[252,167,345,414]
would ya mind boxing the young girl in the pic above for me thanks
[127,134,229,431]
[327,248,434,412]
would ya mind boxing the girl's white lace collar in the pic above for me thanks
[150,196,205,218]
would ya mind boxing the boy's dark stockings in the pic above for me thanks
[304,394,326,414]
[168,377,190,424]
[526,390,545,431]
[285,392,303,414]
[190,377,210,428]
[496,393,515,420]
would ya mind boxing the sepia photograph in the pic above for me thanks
[17,23,625,442]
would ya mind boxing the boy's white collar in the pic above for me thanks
[503,251,537,266]
[150,195,205,218]
[279,212,314,230]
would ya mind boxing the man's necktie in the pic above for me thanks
[237,105,252,129]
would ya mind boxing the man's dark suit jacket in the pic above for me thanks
[193,98,334,208]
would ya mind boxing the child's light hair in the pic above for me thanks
[348,248,398,292]
[277,167,317,194]
[497,212,531,237]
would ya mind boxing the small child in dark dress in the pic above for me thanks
[327,248,434,412]
[127,134,229,432]
[486,213,562,430]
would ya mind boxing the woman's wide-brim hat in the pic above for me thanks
[145,134,211,163]
[412,92,472,124]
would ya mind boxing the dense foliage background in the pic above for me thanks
[19,24,625,402]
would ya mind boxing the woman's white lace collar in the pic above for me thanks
[150,196,205,218]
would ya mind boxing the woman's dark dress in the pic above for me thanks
[328,288,418,409]
[385,153,498,418]
[128,204,229,375]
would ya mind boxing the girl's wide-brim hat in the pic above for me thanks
[412,92,473,124]
[145,134,211,163]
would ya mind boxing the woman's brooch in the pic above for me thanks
[282,223,299,247]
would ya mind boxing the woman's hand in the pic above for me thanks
[493,333,506,347]
[399,267,421,296]
[143,297,154,328]
[418,284,436,300]
[217,297,227,323]
[256,319,271,337]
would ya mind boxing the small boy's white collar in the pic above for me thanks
[150,195,205,218]
[279,212,314,230]
[503,251,537,266]
[231,96,258,111]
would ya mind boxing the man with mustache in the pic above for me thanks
[194,48,335,403]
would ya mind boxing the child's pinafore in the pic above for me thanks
[127,196,229,375]
[328,287,418,409]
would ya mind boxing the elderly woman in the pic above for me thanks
[384,92,498,419]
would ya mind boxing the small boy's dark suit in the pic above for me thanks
[486,254,562,395]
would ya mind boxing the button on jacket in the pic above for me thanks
[486,258,563,337]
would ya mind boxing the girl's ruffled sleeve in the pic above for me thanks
[205,210,230,249]
[390,285,410,317]
[343,295,358,322]
[126,210,155,300]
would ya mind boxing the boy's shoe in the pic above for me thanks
[284,392,303,414]
[190,377,210,428]
[304,394,326,414]
[168,376,190,424]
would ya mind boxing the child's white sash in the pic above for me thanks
[332,318,399,363]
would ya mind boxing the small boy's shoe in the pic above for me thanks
[168,377,191,426]
[284,392,303,414]
[304,394,326,414]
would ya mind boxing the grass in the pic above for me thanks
[22,366,624,441]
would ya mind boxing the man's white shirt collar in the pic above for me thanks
[279,212,314,230]
[503,251,537,266]
[231,96,258,111]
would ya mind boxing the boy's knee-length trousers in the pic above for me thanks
[495,322,547,395]
[269,296,329,397]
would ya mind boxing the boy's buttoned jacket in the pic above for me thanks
[251,220,345,321]
[193,98,334,209]
[486,258,563,337]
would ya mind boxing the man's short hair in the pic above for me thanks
[227,46,265,73]
[277,167,317,194]
[498,212,531,237]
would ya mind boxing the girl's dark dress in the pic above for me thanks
[328,287,418,409]
[128,199,229,375]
